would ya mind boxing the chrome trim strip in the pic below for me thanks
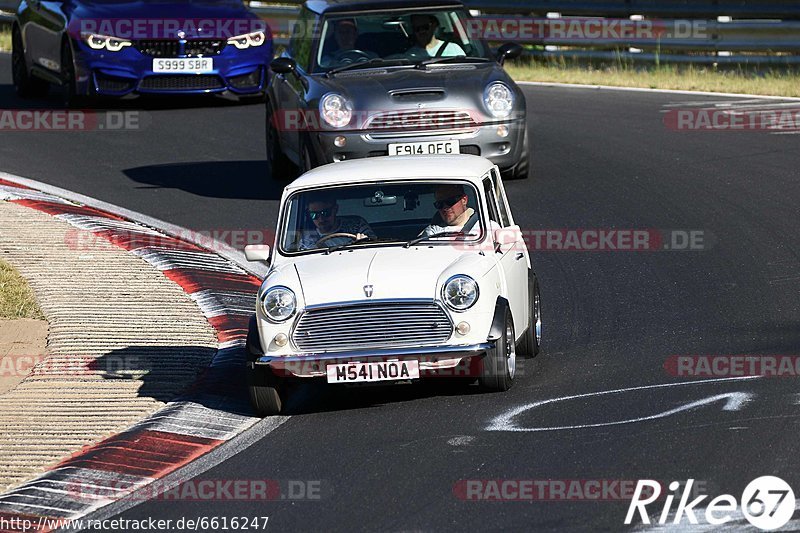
[301,298,435,311]
[256,342,493,365]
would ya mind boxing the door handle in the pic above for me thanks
[515,253,524,260]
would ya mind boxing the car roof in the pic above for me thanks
[305,0,465,15]
[286,155,495,192]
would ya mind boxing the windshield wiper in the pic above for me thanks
[326,58,408,78]
[324,236,386,254]
[416,56,491,69]
[403,230,470,248]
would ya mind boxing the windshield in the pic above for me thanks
[279,181,485,254]
[313,9,488,73]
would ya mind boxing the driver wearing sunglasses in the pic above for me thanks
[299,196,376,250]
[408,14,465,58]
[420,184,489,238]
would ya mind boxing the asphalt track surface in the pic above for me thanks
[2,53,800,531]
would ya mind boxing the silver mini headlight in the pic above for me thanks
[261,286,296,323]
[484,82,514,119]
[320,93,353,128]
[442,275,479,311]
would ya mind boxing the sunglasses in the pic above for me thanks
[434,195,463,210]
[308,208,334,220]
[413,23,433,32]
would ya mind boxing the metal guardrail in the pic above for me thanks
[254,4,800,63]
[255,0,800,18]
[3,1,798,63]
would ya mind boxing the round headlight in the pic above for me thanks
[484,82,514,119]
[442,275,479,311]
[261,286,296,323]
[320,93,352,128]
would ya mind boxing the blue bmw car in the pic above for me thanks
[12,0,273,104]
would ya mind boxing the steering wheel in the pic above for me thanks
[333,49,374,64]
[316,232,359,246]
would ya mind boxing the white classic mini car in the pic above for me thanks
[244,155,541,415]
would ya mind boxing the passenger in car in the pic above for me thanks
[408,14,466,57]
[422,184,484,236]
[299,195,377,250]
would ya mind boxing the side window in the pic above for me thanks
[482,176,502,228]
[290,7,315,71]
[491,168,512,227]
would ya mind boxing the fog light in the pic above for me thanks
[496,125,509,138]
[456,322,471,335]
[273,333,288,347]
[334,136,346,147]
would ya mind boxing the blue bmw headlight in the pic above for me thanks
[82,33,132,52]
[227,31,266,50]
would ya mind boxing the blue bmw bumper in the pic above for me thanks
[72,38,271,96]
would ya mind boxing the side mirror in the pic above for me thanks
[494,226,521,246]
[496,42,523,65]
[270,57,297,75]
[245,244,271,263]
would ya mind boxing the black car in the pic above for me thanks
[266,0,528,180]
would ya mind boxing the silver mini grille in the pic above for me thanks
[292,301,453,352]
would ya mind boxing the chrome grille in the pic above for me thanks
[365,110,478,132]
[136,39,226,57]
[292,302,452,352]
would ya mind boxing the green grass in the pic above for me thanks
[506,56,800,97]
[0,25,10,53]
[0,260,43,320]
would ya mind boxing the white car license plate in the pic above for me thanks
[326,360,420,383]
[152,58,213,73]
[388,140,459,156]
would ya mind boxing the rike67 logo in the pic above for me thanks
[625,477,795,530]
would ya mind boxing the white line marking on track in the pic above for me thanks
[487,377,761,432]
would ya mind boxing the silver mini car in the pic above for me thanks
[266,0,528,180]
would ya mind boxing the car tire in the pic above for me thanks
[504,128,529,180]
[478,307,516,392]
[298,136,315,176]
[11,27,49,98]
[247,364,285,416]
[517,271,541,358]
[265,103,293,180]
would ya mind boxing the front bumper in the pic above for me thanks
[309,119,526,172]
[72,41,270,97]
[255,343,494,379]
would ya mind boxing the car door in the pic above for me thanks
[273,7,317,163]
[482,172,528,335]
